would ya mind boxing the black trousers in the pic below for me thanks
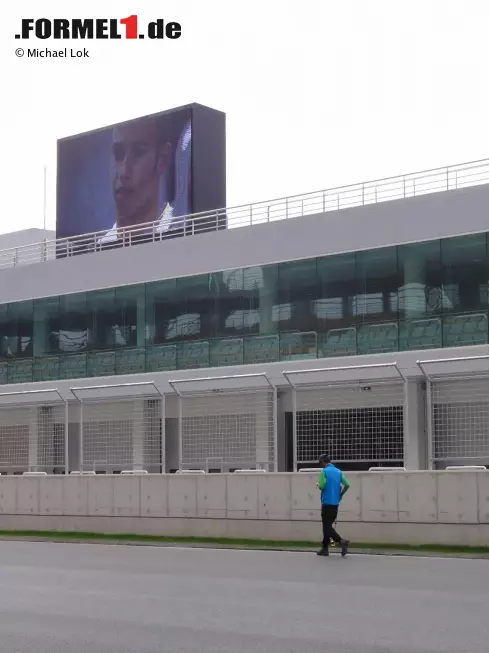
[321,504,342,548]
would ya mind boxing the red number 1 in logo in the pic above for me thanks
[120,15,138,39]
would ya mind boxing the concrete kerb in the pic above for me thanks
[0,534,487,560]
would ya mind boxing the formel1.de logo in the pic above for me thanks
[15,16,182,40]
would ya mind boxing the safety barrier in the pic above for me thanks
[1,158,488,269]
[0,470,487,546]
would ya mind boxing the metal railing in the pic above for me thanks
[2,157,489,270]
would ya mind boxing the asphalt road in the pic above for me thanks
[0,541,487,653]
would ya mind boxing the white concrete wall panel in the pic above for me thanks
[477,472,489,524]
[290,472,319,521]
[197,474,227,518]
[168,475,197,518]
[39,476,64,516]
[336,475,362,522]
[87,476,114,517]
[16,477,40,515]
[398,472,438,523]
[257,474,291,520]
[140,475,168,518]
[361,473,399,522]
[113,476,141,517]
[0,477,17,514]
[62,476,89,516]
[226,474,259,519]
[437,472,479,523]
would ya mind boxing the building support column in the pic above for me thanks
[403,379,428,470]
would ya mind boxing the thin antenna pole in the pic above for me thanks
[43,166,47,231]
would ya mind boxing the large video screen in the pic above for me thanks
[56,103,226,246]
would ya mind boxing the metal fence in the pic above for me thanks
[284,364,406,470]
[2,157,489,269]
[2,356,489,474]
[418,355,489,469]
[169,374,277,472]
[70,382,164,474]
[0,389,67,474]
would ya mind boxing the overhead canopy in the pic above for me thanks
[70,381,162,402]
[0,388,64,407]
[168,373,274,395]
[417,354,489,380]
[283,362,405,388]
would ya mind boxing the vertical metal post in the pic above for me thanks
[403,176,406,198]
[446,167,449,190]
[273,386,278,472]
[402,378,409,469]
[43,166,47,231]
[177,394,183,471]
[322,191,326,212]
[160,393,166,473]
[361,183,365,205]
[292,386,297,472]
[79,400,84,472]
[64,400,69,475]
[285,197,289,219]
[426,379,434,470]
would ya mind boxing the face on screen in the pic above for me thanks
[110,118,169,228]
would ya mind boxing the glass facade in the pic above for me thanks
[0,232,488,384]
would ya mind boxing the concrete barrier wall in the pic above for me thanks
[0,471,488,546]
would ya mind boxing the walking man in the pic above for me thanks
[316,454,350,557]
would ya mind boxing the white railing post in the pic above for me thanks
[79,400,84,472]
[160,393,166,473]
[426,379,434,470]
[273,386,278,472]
[64,399,69,475]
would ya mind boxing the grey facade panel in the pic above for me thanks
[0,184,488,305]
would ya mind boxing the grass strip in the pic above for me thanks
[0,530,487,556]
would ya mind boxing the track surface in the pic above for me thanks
[0,541,487,652]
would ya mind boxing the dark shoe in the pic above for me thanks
[341,540,349,557]
[317,548,329,556]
